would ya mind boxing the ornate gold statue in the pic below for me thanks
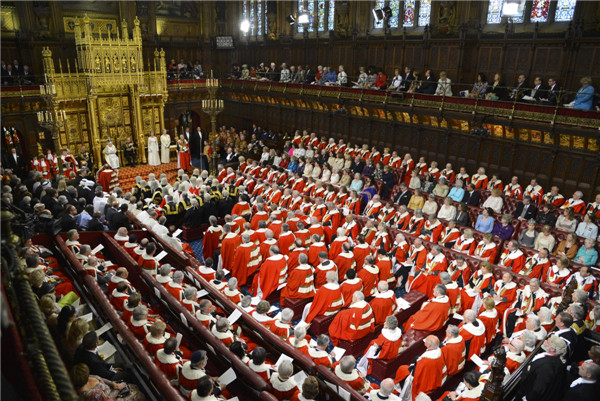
[95,56,101,72]
[104,56,111,73]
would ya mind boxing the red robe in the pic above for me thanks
[478,308,499,344]
[441,336,466,376]
[334,251,356,280]
[459,319,487,359]
[305,283,344,323]
[366,327,403,361]
[369,290,397,325]
[340,278,363,308]
[334,365,371,394]
[280,264,315,306]
[357,264,379,297]
[155,350,183,381]
[314,260,338,289]
[329,300,375,345]
[307,347,333,368]
[518,255,550,280]
[138,253,159,276]
[220,233,241,270]
[403,295,450,332]
[328,236,348,260]
[251,254,287,300]
[473,241,498,263]
[352,244,371,271]
[308,242,327,267]
[269,374,299,401]
[287,247,307,271]
[250,211,269,230]
[231,242,261,286]
[499,249,526,273]
[202,225,223,260]
[408,348,447,399]
[460,272,495,312]
[278,231,296,256]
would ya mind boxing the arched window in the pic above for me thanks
[554,0,577,22]
[530,0,550,22]
[373,0,430,28]
[298,0,336,33]
[486,0,524,24]
[242,0,267,38]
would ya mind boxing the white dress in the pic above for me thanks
[147,136,161,166]
[103,144,120,169]
[160,134,171,164]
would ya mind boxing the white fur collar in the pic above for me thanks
[156,349,181,364]
[145,332,169,345]
[382,328,402,342]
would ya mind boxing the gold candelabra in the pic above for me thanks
[201,72,224,175]
[37,82,66,174]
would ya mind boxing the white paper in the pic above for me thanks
[338,386,351,401]
[227,398,239,401]
[471,354,484,367]
[309,338,318,347]
[173,229,182,237]
[154,287,161,299]
[176,332,183,347]
[295,320,309,331]
[228,309,243,325]
[95,322,113,336]
[251,296,261,306]
[91,244,104,255]
[97,341,116,359]
[116,334,124,344]
[222,269,230,276]
[452,313,464,321]
[197,289,209,298]
[275,353,294,368]
[272,312,282,321]
[325,381,337,391]
[332,347,346,361]
[396,297,411,310]
[268,305,279,313]
[180,313,188,327]
[81,312,93,322]
[218,367,237,385]
[155,250,168,262]
[104,260,114,267]
[293,370,308,389]
[72,298,80,308]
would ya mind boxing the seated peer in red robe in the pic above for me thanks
[329,292,375,346]
[340,270,363,308]
[357,316,403,375]
[369,284,397,325]
[202,223,223,261]
[155,338,184,381]
[441,326,466,376]
[280,258,315,307]
[403,284,451,332]
[303,273,344,323]
[459,310,487,360]
[395,336,447,399]
[251,249,288,300]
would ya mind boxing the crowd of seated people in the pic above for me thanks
[3,121,600,401]
[222,61,599,111]
[167,58,204,80]
[1,59,35,86]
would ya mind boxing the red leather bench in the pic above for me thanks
[283,297,314,321]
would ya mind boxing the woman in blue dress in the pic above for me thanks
[360,177,377,205]
[571,77,595,111]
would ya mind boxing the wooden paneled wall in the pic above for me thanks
[219,100,600,200]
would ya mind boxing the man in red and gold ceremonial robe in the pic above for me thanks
[322,203,342,244]
[395,335,447,399]
[329,229,349,260]
[363,195,383,218]
[357,256,380,297]
[220,224,240,270]
[498,240,526,273]
[251,246,288,301]
[280,253,315,307]
[441,325,466,376]
[250,205,269,230]
[403,284,450,332]
[459,310,487,360]
[138,243,160,276]
[408,245,448,297]
[308,235,327,267]
[352,236,372,271]
[155,338,184,381]
[340,269,363,307]
[357,315,403,376]
[369,281,397,325]
[491,272,518,322]
[329,291,375,346]
[97,163,117,192]
[303,271,344,323]
[277,225,296,256]
[231,233,262,286]
[202,218,223,261]
[333,242,356,280]
[287,239,307,271]
[314,253,338,289]
[308,334,334,368]
[334,356,373,395]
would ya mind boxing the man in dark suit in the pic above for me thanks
[394,183,412,206]
[350,156,365,175]
[60,205,79,232]
[183,199,202,228]
[189,126,203,168]
[104,200,119,227]
[555,312,577,357]
[416,70,436,94]
[524,76,548,103]
[562,361,599,401]
[4,147,24,176]
[518,335,568,401]
[461,184,480,206]
[541,77,561,105]
[513,196,538,221]
[109,204,133,231]
[223,147,238,164]
[510,74,530,101]
[74,332,128,381]
[399,66,414,92]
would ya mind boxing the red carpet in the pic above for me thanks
[116,162,180,193]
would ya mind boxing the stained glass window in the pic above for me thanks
[298,0,305,33]
[403,0,415,27]
[307,0,315,32]
[374,0,386,28]
[250,0,255,36]
[328,0,335,31]
[265,2,268,35]
[317,0,326,31]
[257,0,262,35]
[242,1,248,36]
[418,0,431,26]
[555,0,577,22]
[388,0,400,28]
[530,0,550,22]
[487,0,503,24]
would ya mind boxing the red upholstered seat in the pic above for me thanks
[283,297,313,321]
[308,314,337,337]
[370,329,429,381]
